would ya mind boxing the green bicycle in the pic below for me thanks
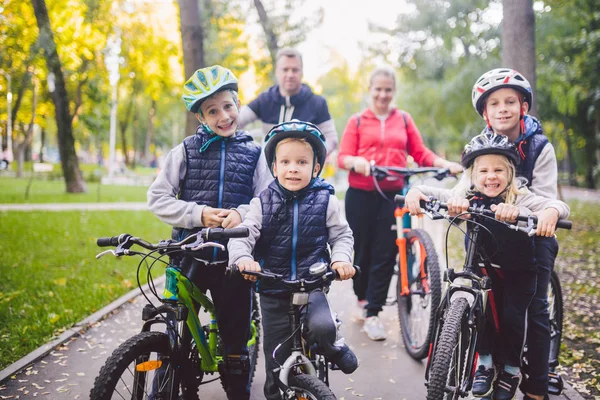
[90,227,260,400]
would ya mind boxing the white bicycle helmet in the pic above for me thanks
[182,65,238,113]
[471,68,533,116]
[461,131,520,168]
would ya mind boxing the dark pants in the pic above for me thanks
[345,187,397,317]
[180,255,253,397]
[479,267,537,368]
[523,237,559,395]
[260,290,343,400]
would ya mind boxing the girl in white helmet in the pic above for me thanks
[472,68,562,400]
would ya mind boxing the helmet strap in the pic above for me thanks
[483,104,493,130]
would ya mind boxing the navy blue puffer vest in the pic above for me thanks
[173,127,261,262]
[514,116,548,187]
[255,178,334,296]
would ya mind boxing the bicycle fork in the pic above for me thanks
[395,206,428,296]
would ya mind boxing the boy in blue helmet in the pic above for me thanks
[147,65,271,399]
[228,120,359,400]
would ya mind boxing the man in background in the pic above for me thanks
[238,48,338,156]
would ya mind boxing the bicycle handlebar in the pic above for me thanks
[370,164,453,182]
[394,195,572,230]
[96,227,250,250]
[226,264,361,291]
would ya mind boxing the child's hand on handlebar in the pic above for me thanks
[535,207,560,237]
[447,197,470,217]
[237,259,262,282]
[331,261,355,281]
[490,203,520,223]
[221,209,242,228]
[405,188,429,215]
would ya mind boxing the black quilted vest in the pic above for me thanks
[255,178,334,296]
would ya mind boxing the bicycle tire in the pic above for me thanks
[397,228,442,360]
[427,297,473,400]
[288,374,337,400]
[248,291,261,381]
[90,331,201,400]
[548,270,563,370]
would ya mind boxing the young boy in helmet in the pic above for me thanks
[227,120,359,400]
[405,132,569,400]
[147,65,271,399]
[472,68,563,400]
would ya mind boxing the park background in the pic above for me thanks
[0,0,599,397]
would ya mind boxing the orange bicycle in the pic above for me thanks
[371,165,453,360]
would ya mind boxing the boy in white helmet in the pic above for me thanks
[471,68,562,400]
[147,65,271,399]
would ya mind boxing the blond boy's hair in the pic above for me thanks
[275,137,313,158]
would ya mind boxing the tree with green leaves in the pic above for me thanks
[536,0,600,188]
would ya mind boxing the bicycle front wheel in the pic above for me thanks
[90,331,201,400]
[288,374,336,400]
[397,228,442,360]
[427,297,473,400]
[248,291,261,382]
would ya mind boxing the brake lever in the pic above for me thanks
[185,242,226,252]
[96,249,117,259]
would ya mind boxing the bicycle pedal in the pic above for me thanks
[547,371,564,395]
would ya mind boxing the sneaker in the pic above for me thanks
[330,344,359,374]
[493,370,521,400]
[363,316,387,341]
[355,300,367,321]
[471,365,496,397]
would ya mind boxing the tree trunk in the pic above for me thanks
[253,0,279,69]
[502,0,537,116]
[39,125,46,163]
[31,0,86,192]
[144,100,156,167]
[177,0,205,137]
[119,89,136,166]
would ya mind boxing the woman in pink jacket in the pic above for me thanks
[338,66,462,341]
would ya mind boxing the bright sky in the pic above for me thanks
[297,0,409,85]
[239,0,410,97]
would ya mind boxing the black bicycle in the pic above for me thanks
[394,196,571,400]
[371,165,454,360]
[228,262,359,400]
[90,227,261,400]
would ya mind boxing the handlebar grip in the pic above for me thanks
[394,195,428,209]
[97,236,121,247]
[556,219,572,230]
[204,227,250,240]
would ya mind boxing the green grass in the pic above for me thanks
[0,210,171,369]
[0,177,151,203]
[554,201,600,397]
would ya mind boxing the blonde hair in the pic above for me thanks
[369,65,397,89]
[465,154,527,204]
[275,137,314,157]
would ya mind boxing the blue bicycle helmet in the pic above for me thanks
[462,131,520,168]
[264,120,327,176]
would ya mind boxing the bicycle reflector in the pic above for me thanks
[136,360,163,372]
